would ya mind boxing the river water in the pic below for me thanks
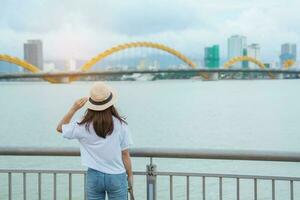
[0,80,300,199]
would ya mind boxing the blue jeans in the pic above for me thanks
[86,167,128,200]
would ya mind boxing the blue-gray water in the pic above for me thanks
[0,80,300,199]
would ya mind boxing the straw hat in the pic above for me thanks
[86,82,117,111]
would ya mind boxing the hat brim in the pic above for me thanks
[86,89,117,111]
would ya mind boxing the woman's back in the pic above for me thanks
[62,116,133,174]
[57,82,134,199]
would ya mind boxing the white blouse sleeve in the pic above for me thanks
[120,123,133,150]
[61,121,86,140]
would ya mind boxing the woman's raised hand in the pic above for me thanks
[56,97,88,133]
[71,97,88,112]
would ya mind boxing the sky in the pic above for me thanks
[1,0,300,62]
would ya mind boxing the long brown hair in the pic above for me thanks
[78,105,127,138]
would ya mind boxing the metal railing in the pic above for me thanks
[0,147,300,200]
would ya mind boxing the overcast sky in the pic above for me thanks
[1,0,299,62]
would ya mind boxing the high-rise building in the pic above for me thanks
[24,40,43,70]
[247,43,260,68]
[227,35,247,68]
[204,45,220,68]
[279,43,297,67]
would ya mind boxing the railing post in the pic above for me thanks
[146,160,157,200]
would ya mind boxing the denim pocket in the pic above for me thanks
[86,170,98,190]
[108,173,126,191]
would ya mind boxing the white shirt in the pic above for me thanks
[61,116,133,174]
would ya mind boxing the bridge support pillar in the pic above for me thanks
[146,162,157,200]
[59,77,70,83]
[208,72,219,81]
[44,76,69,83]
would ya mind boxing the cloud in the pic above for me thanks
[96,0,202,35]
[0,0,65,33]
[0,0,299,62]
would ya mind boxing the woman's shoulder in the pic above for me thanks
[112,116,128,130]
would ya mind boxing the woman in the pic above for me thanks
[56,81,133,200]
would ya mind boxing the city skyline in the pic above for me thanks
[1,0,300,62]
[5,35,300,62]
[0,36,298,73]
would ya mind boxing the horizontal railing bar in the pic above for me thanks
[1,169,299,181]
[155,172,300,181]
[0,169,86,174]
[1,147,300,162]
[0,169,146,175]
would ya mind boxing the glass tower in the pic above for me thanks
[204,45,220,68]
[227,35,247,68]
[279,43,297,67]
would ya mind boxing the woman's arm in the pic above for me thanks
[56,97,88,133]
[122,149,133,188]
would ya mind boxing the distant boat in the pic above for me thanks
[121,73,154,81]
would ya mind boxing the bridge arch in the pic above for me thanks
[0,54,58,83]
[283,59,295,69]
[68,41,202,82]
[223,56,265,69]
[223,56,275,79]
[1,42,202,83]
[0,54,41,72]
[79,42,196,72]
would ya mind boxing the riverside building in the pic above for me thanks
[24,40,44,70]
[227,35,247,68]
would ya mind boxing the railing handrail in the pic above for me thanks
[1,146,300,162]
